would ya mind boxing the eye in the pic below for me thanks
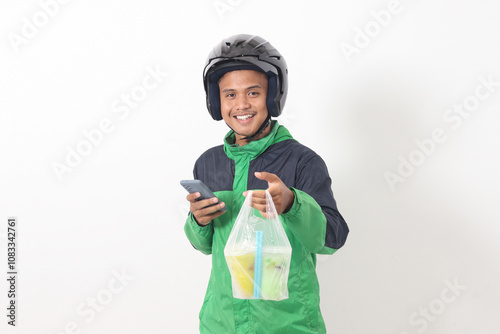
[225,93,235,98]
[248,91,259,96]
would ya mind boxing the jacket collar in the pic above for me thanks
[223,121,293,161]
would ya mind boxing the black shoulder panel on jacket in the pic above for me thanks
[193,145,235,192]
[248,139,349,250]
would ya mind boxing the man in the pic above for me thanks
[184,34,349,333]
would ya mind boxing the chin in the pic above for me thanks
[232,125,253,135]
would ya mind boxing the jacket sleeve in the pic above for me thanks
[281,151,349,255]
[183,157,215,255]
[184,212,214,255]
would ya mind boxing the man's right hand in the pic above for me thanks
[186,192,226,226]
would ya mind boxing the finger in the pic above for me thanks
[205,209,226,220]
[255,171,280,183]
[186,192,201,202]
[194,201,226,217]
[195,206,226,225]
[250,190,266,199]
[191,197,220,210]
[260,211,277,219]
[250,196,267,205]
[255,208,276,219]
[250,202,267,212]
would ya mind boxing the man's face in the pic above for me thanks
[219,70,269,144]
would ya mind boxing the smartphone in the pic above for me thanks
[180,179,227,212]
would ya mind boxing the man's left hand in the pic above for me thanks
[243,172,295,216]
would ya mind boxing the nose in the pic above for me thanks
[235,94,251,111]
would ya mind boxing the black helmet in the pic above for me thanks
[203,34,288,121]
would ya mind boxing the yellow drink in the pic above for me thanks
[225,248,291,300]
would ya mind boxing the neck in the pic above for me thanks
[234,123,272,146]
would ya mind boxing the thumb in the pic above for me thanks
[255,171,280,184]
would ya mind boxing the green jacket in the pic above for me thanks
[184,122,348,333]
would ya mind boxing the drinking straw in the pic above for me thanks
[253,231,263,298]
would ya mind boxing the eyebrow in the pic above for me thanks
[221,85,263,93]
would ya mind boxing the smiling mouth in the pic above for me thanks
[234,114,255,121]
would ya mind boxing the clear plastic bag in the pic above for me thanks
[224,190,292,301]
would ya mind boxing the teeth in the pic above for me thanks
[236,115,253,120]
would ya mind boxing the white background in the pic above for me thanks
[1,0,499,333]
